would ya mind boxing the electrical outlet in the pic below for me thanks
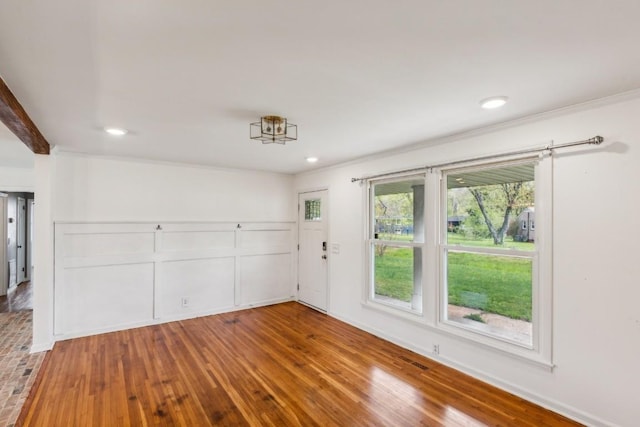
[433,344,440,355]
[181,297,190,308]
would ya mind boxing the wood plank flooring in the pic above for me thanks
[18,302,581,426]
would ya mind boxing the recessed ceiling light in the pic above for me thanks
[306,157,318,163]
[480,96,508,109]
[104,127,128,136]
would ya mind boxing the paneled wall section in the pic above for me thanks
[54,222,295,338]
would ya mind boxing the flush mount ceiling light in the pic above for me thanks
[480,96,509,109]
[250,115,297,144]
[104,127,128,136]
[306,157,318,163]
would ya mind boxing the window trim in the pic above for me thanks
[362,154,553,368]
[366,173,426,315]
[435,155,552,365]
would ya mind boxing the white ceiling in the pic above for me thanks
[1,1,640,174]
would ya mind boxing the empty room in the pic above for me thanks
[0,1,639,426]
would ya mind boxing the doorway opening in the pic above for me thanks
[0,191,35,312]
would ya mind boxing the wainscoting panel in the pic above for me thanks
[161,230,236,252]
[237,229,292,249]
[54,222,295,339]
[63,232,155,258]
[237,253,293,306]
[55,263,154,335]
[156,257,235,318]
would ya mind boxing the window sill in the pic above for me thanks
[436,320,553,370]
[361,298,428,327]
[361,299,553,371]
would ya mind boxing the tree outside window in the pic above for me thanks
[443,162,536,346]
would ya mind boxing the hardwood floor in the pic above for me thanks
[0,281,32,313]
[18,302,581,426]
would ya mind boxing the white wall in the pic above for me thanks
[54,153,294,222]
[294,94,640,427]
[32,154,54,352]
[0,166,34,192]
[32,152,295,351]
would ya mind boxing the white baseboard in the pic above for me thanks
[327,311,616,427]
[53,297,296,342]
[30,340,54,353]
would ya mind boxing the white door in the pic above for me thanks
[298,190,328,311]
[16,197,26,284]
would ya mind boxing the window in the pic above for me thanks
[364,156,552,364]
[442,161,537,347]
[304,199,322,221]
[369,175,425,313]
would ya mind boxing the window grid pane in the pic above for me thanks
[445,250,533,346]
[373,244,422,311]
[304,199,321,221]
[373,178,424,243]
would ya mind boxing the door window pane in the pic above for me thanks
[305,199,321,221]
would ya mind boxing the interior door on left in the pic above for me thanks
[16,197,26,284]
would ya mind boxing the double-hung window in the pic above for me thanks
[365,156,552,364]
[368,174,425,314]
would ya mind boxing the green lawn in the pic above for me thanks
[374,247,415,302]
[446,233,535,251]
[376,232,535,251]
[374,245,532,321]
[447,252,531,321]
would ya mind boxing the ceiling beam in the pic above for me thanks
[0,76,50,154]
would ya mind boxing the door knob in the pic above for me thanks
[322,255,327,260]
